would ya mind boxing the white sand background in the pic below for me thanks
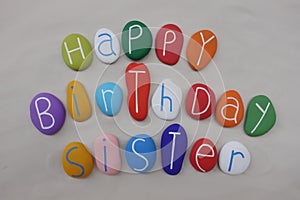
[0,0,299,199]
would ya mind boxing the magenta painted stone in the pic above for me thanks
[30,92,66,135]
[94,134,121,175]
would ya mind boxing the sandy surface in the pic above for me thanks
[1,0,299,199]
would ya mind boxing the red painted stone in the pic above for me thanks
[189,138,218,173]
[125,62,150,121]
[155,24,183,65]
[185,83,216,120]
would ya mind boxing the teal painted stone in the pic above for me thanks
[122,20,152,60]
[95,82,123,116]
[244,95,276,137]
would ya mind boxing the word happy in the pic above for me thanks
[30,20,277,178]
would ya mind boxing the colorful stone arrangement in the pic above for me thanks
[29,20,277,178]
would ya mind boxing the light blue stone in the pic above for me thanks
[125,134,156,173]
[95,82,123,116]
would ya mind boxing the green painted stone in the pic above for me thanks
[62,33,93,71]
[122,20,152,60]
[244,95,276,137]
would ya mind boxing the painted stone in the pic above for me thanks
[94,28,120,64]
[125,62,150,121]
[185,83,216,120]
[94,134,121,175]
[244,95,276,137]
[122,20,152,60]
[67,80,91,122]
[62,142,94,178]
[125,134,156,173]
[219,141,251,175]
[155,24,183,65]
[96,82,123,116]
[151,79,182,120]
[161,124,187,175]
[30,92,66,135]
[189,138,218,173]
[215,90,244,127]
[186,30,217,71]
[62,33,93,71]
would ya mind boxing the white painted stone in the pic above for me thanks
[219,141,251,175]
[94,28,120,64]
[151,79,182,120]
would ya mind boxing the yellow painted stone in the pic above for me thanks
[62,142,94,178]
[67,80,92,122]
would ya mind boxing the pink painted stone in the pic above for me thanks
[94,134,121,175]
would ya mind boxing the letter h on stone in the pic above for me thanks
[64,37,86,65]
[161,83,173,112]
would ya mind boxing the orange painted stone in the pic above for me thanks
[125,62,150,121]
[215,90,244,127]
[186,30,217,71]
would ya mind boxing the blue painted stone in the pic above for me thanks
[125,134,156,173]
[161,123,187,175]
[30,92,66,135]
[95,82,123,116]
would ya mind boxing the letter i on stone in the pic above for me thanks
[94,134,121,175]
[67,80,92,122]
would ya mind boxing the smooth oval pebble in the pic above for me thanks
[94,28,120,64]
[94,134,121,175]
[125,134,156,173]
[215,90,244,127]
[67,80,92,122]
[189,138,218,173]
[125,62,150,121]
[96,82,123,116]
[62,33,93,71]
[122,20,152,60]
[155,24,183,65]
[62,142,94,178]
[161,123,187,175]
[244,95,276,137]
[186,30,217,71]
[185,83,216,120]
[219,141,251,175]
[30,92,66,135]
[151,79,182,120]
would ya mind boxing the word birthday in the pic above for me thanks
[29,20,277,177]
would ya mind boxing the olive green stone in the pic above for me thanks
[122,20,152,60]
[62,33,93,71]
[244,95,276,137]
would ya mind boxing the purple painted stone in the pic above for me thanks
[161,123,187,175]
[30,92,66,135]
